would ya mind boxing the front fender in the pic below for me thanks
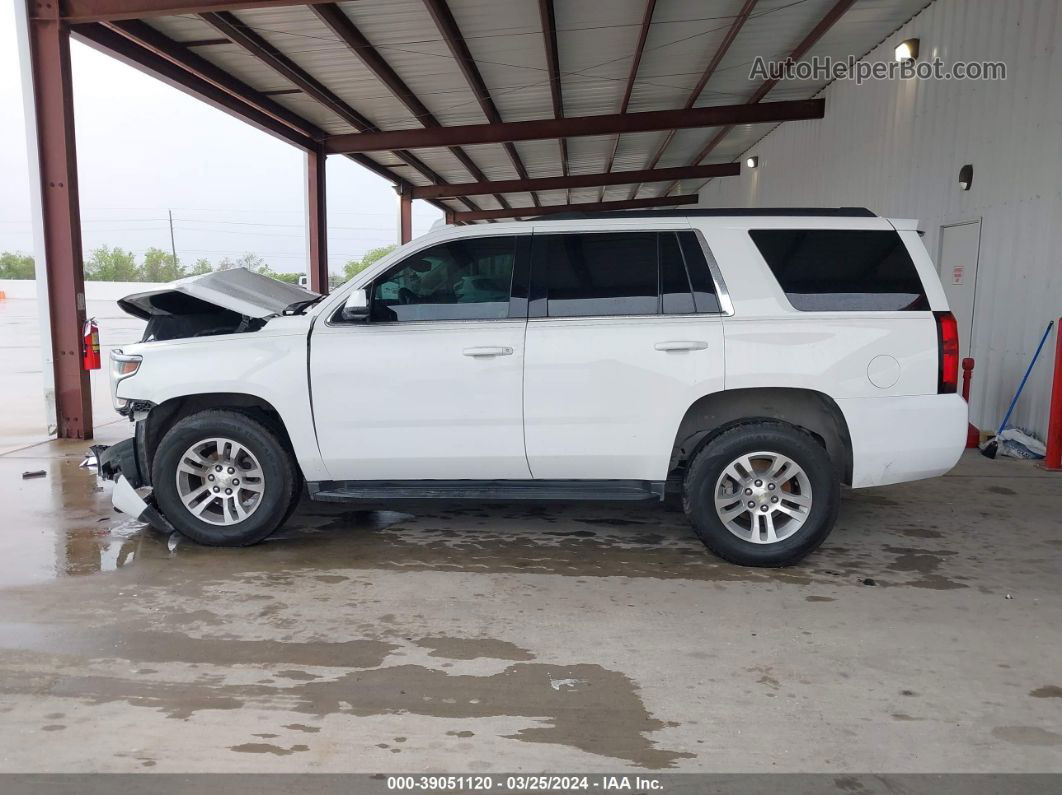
[115,329,328,481]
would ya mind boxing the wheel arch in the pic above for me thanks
[138,393,299,486]
[669,388,853,485]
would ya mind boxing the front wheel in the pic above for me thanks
[152,410,299,546]
[683,422,840,567]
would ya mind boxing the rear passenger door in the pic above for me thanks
[522,228,726,482]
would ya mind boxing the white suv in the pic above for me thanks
[97,208,967,567]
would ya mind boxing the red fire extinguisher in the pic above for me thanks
[82,318,101,370]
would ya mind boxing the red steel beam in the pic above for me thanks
[61,0,334,23]
[600,0,656,201]
[310,4,510,212]
[26,0,93,438]
[202,10,482,214]
[661,0,856,197]
[398,185,413,244]
[100,19,318,144]
[306,148,328,294]
[325,98,825,154]
[73,22,458,217]
[537,0,569,202]
[411,162,739,200]
[421,0,540,207]
[627,0,757,200]
[451,194,699,223]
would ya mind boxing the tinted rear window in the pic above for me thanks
[749,229,928,311]
[531,231,721,318]
[536,232,660,317]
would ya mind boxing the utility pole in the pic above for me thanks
[168,209,178,267]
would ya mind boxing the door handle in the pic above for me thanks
[462,346,514,357]
[654,340,709,352]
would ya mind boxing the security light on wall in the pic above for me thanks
[959,164,973,191]
[746,156,759,169]
[895,38,920,62]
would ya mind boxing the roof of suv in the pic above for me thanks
[532,207,876,220]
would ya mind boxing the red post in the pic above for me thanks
[26,0,93,439]
[306,147,328,294]
[1043,320,1062,471]
[961,357,979,449]
[398,184,412,244]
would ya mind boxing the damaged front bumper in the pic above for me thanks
[93,438,173,532]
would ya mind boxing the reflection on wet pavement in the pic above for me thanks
[2,306,1062,772]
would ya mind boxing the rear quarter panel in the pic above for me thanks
[698,220,964,486]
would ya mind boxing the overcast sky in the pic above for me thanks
[0,4,441,275]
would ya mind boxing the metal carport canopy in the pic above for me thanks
[60,0,932,218]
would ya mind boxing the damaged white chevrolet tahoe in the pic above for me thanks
[96,208,967,567]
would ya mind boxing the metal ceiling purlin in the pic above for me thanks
[60,0,332,23]
[537,0,569,202]
[662,0,858,198]
[323,99,826,152]
[200,10,484,214]
[310,3,511,212]
[421,0,541,208]
[411,162,740,200]
[452,193,700,223]
[73,21,457,217]
[599,0,656,202]
[627,0,758,200]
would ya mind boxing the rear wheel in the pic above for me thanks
[152,410,298,546]
[683,422,839,567]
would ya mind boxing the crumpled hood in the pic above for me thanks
[117,267,318,320]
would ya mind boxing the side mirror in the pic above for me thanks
[341,288,370,322]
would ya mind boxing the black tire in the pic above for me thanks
[683,421,840,567]
[152,409,299,546]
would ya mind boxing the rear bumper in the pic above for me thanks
[838,393,968,488]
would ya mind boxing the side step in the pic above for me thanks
[308,479,665,503]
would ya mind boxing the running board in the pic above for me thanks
[308,479,665,503]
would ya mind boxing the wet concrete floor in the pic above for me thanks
[0,422,1061,773]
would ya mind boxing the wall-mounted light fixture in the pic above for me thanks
[958,164,973,191]
[895,38,920,62]
[746,156,759,169]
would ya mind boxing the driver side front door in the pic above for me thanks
[309,234,532,481]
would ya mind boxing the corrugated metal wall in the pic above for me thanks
[698,0,1062,439]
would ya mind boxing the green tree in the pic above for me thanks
[218,253,267,273]
[188,258,213,276]
[141,247,185,282]
[0,251,35,279]
[84,246,139,282]
[269,272,302,284]
[342,244,396,281]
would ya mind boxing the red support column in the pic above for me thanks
[306,147,328,294]
[398,184,412,244]
[444,210,455,225]
[26,0,92,439]
[1042,320,1062,471]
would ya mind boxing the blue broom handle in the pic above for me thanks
[998,320,1055,435]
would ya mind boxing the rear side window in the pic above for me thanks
[531,231,721,318]
[536,232,658,317]
[749,229,928,311]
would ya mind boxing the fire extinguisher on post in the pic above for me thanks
[82,318,101,370]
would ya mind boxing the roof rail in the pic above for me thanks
[533,207,876,220]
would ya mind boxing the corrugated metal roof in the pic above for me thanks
[133,0,934,217]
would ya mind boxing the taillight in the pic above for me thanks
[935,311,959,393]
